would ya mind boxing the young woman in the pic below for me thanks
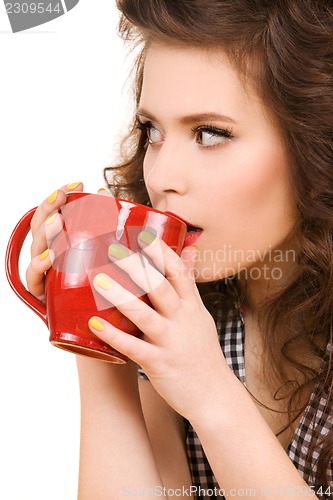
[26,1,333,498]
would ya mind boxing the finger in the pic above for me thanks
[30,182,83,238]
[180,245,200,281]
[44,212,64,246]
[26,248,54,300]
[97,187,111,196]
[92,273,163,340]
[88,316,156,366]
[180,245,202,300]
[31,212,64,258]
[138,232,198,299]
[107,243,180,314]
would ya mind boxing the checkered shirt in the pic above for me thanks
[138,284,333,499]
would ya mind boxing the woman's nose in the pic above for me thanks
[144,141,188,196]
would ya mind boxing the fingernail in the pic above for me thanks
[98,187,107,193]
[88,317,104,332]
[108,244,129,260]
[139,230,157,246]
[45,213,57,225]
[66,182,81,190]
[39,249,49,260]
[47,190,58,204]
[94,273,113,290]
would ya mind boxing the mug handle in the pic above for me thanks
[5,208,48,325]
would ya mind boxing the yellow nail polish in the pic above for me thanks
[66,182,81,190]
[95,273,113,290]
[108,244,129,260]
[39,249,49,260]
[89,317,104,332]
[45,213,57,225]
[47,190,58,204]
[98,187,107,193]
[139,230,157,246]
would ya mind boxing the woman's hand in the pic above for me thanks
[26,182,84,300]
[88,233,231,421]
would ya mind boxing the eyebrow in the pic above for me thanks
[136,108,237,125]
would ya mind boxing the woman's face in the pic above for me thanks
[137,44,297,282]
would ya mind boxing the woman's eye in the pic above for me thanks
[137,120,164,145]
[147,125,164,145]
[194,127,233,148]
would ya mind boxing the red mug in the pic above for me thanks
[5,192,187,363]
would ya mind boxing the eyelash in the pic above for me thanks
[191,125,234,148]
[136,119,152,135]
[136,119,234,149]
[136,120,154,147]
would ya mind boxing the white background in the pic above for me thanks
[0,1,135,498]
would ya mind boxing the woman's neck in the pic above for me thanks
[238,239,299,316]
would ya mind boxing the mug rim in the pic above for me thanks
[65,191,187,227]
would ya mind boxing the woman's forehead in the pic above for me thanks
[139,44,260,124]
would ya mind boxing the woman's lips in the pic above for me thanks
[164,212,203,247]
[184,229,203,247]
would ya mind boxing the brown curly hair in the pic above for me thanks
[104,0,333,486]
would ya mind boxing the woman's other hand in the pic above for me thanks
[26,182,83,300]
